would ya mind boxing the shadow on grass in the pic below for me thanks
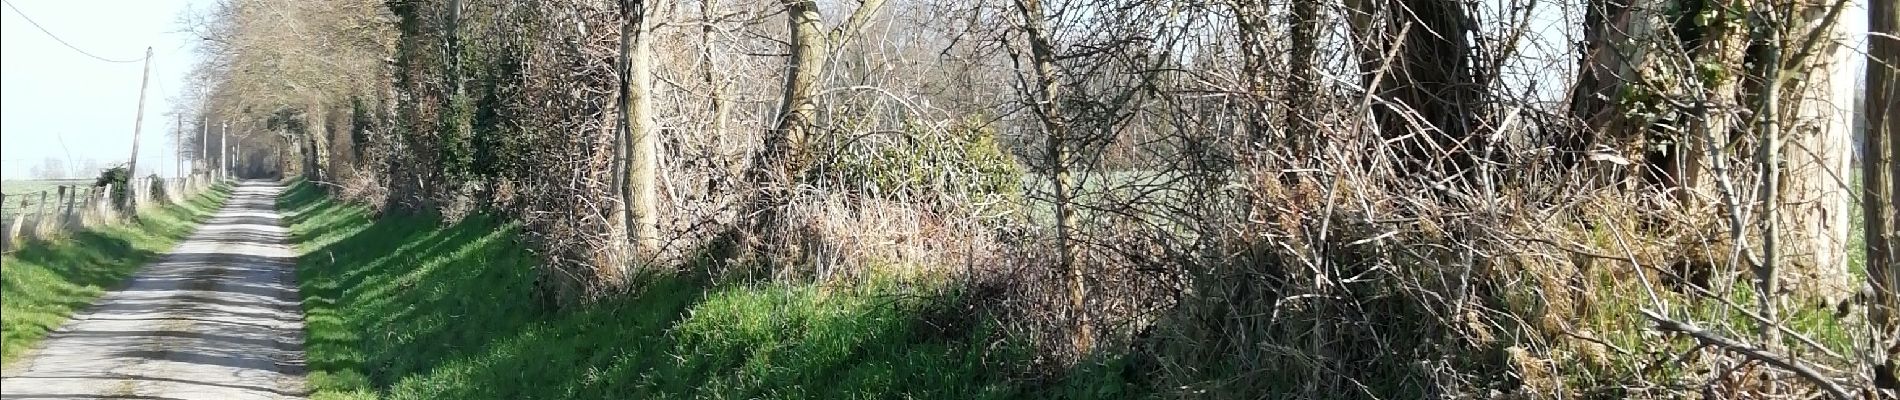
[279,182,1031,400]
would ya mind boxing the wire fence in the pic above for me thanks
[0,180,88,218]
[0,174,220,252]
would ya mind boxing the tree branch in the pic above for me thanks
[826,0,888,48]
[1639,309,1855,400]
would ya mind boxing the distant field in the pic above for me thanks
[3,179,91,194]
[1019,170,1234,232]
[1,179,93,219]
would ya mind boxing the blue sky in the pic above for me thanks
[2,0,206,179]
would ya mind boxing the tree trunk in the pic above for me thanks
[1563,0,1749,206]
[382,57,401,185]
[302,131,317,179]
[605,0,634,279]
[622,0,660,257]
[199,115,208,178]
[763,0,824,183]
[1567,0,1782,246]
[446,0,464,96]
[307,102,334,185]
[1233,0,1273,150]
[1754,15,1785,347]
[1565,0,1641,169]
[220,121,229,180]
[1014,0,1089,355]
[1350,0,1483,179]
[745,0,886,268]
[1283,2,1337,394]
[1285,0,1322,155]
[1864,0,1899,387]
[737,0,828,266]
[1772,0,1856,300]
[701,0,729,161]
[175,114,184,180]
[747,0,889,187]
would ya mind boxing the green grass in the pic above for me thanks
[0,183,231,368]
[280,182,1067,400]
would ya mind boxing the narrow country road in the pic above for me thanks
[2,181,307,400]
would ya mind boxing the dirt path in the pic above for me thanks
[2,181,307,399]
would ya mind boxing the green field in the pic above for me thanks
[0,183,230,367]
[2,179,92,196]
[1,180,93,220]
[1018,170,1234,234]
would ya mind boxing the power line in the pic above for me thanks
[0,0,145,64]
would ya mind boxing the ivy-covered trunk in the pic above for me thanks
[1560,0,1853,301]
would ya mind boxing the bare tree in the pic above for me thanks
[1011,0,1087,354]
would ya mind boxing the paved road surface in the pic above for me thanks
[3,181,307,399]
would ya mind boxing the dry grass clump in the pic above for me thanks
[1068,153,1875,399]
[770,193,1011,284]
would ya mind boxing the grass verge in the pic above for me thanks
[281,182,1047,400]
[0,183,232,367]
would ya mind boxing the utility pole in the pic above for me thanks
[175,113,184,179]
[199,115,208,180]
[220,121,229,180]
[125,46,153,212]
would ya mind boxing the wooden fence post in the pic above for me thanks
[79,185,92,226]
[100,184,113,223]
[48,187,59,230]
[33,191,49,238]
[5,214,19,251]
[1,192,9,251]
[61,186,76,228]
[75,186,88,227]
[35,192,47,226]
[78,186,91,226]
